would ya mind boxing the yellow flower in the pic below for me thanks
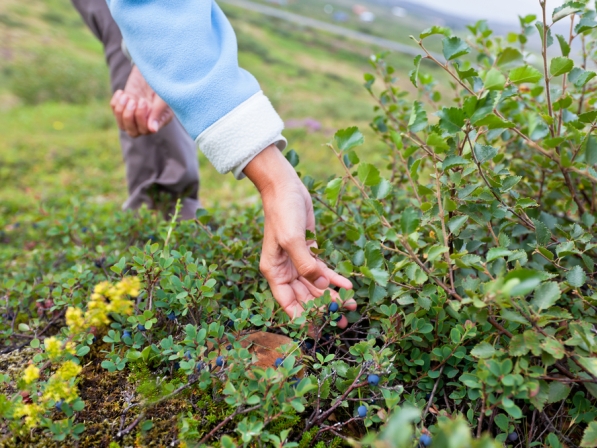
[43,374,79,402]
[22,364,40,384]
[14,403,43,429]
[117,277,141,298]
[66,307,86,332]
[57,360,82,380]
[44,337,62,360]
[93,281,112,296]
[107,296,134,315]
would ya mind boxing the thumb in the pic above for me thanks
[283,240,329,290]
[147,97,173,133]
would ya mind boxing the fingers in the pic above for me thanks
[135,98,149,135]
[110,90,127,131]
[148,97,174,133]
[122,98,138,137]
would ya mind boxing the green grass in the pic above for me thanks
[0,0,425,221]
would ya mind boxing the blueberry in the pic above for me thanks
[508,432,518,442]
[55,400,63,412]
[147,235,157,242]
[289,377,299,387]
[304,340,314,350]
[167,312,176,321]
[425,393,431,400]
[226,320,234,327]
[329,302,339,313]
[196,362,204,372]
[226,345,232,350]
[123,330,131,339]
[185,350,192,359]
[357,405,367,418]
[420,434,432,447]
[275,357,284,368]
[367,374,380,386]
[216,356,224,367]
[82,227,88,233]
[137,324,146,332]
[334,315,342,322]
[174,362,180,370]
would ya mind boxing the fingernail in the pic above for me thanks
[151,120,159,132]
[314,277,328,289]
[127,100,136,110]
[139,98,146,108]
[119,95,128,105]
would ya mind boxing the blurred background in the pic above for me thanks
[0,0,563,220]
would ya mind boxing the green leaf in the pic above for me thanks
[372,178,392,199]
[484,68,506,90]
[419,26,450,39]
[474,144,498,164]
[427,245,449,262]
[360,266,389,287]
[471,342,496,359]
[325,178,343,203]
[509,335,529,357]
[550,57,574,77]
[334,127,364,151]
[357,163,381,187]
[448,215,468,235]
[496,47,523,67]
[442,155,468,170]
[400,207,420,234]
[473,114,515,130]
[504,269,543,296]
[531,282,561,312]
[575,17,597,34]
[582,422,597,447]
[408,101,428,132]
[569,67,597,87]
[567,265,586,288]
[410,55,422,87]
[533,219,551,246]
[553,2,584,23]
[547,381,571,404]
[285,149,299,167]
[487,248,514,262]
[587,135,597,166]
[556,34,571,57]
[437,107,465,134]
[442,36,470,60]
[509,66,543,84]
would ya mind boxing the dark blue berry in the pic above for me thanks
[174,362,180,370]
[216,356,224,367]
[137,324,146,332]
[275,357,284,368]
[289,377,299,387]
[226,345,232,350]
[420,434,432,447]
[226,320,234,327]
[367,374,380,386]
[148,235,157,242]
[82,227,88,233]
[425,393,431,400]
[167,312,176,321]
[196,362,204,372]
[329,302,339,313]
[508,432,518,442]
[123,330,131,339]
[304,340,314,350]
[334,315,342,322]
[185,350,191,359]
[357,405,367,418]
[55,400,63,411]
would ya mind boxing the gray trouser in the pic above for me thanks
[71,0,200,220]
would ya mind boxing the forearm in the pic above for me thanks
[243,145,298,194]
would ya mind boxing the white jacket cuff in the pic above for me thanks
[195,91,287,179]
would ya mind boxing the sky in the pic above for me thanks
[415,0,565,24]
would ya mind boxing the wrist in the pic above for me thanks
[243,144,298,195]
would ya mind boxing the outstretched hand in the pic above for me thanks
[244,145,356,327]
[110,66,174,137]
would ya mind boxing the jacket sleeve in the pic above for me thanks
[106,0,286,178]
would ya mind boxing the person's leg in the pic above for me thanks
[71,0,200,220]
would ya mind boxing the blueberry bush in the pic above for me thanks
[4,1,597,446]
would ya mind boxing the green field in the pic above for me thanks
[0,0,425,220]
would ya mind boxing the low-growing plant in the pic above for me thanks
[5,1,597,446]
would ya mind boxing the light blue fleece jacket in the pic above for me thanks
[106,0,286,178]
